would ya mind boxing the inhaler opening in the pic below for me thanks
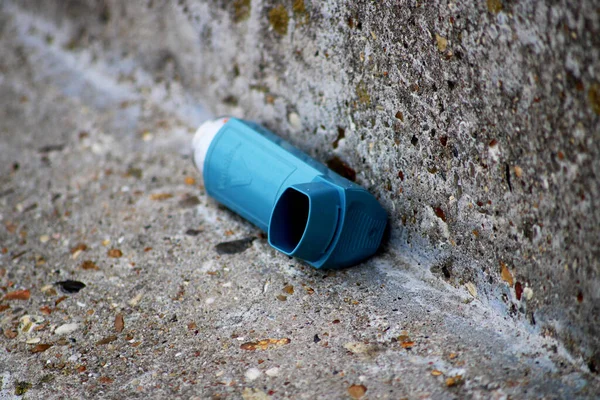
[269,188,310,253]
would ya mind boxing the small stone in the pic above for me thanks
[282,285,294,294]
[55,323,79,335]
[288,112,302,130]
[445,375,463,387]
[98,376,114,384]
[465,282,477,298]
[41,285,57,296]
[20,315,35,333]
[70,243,88,254]
[514,165,523,178]
[126,167,143,179]
[4,289,31,301]
[184,176,196,185]
[142,131,153,141]
[523,287,534,300]
[71,250,83,260]
[265,367,280,377]
[114,313,124,333]
[435,34,448,52]
[39,235,50,243]
[26,337,41,344]
[128,293,143,307]
[500,261,514,286]
[30,343,52,353]
[241,388,270,400]
[39,305,52,315]
[434,207,447,222]
[344,342,374,355]
[245,367,261,381]
[150,193,173,201]
[81,260,99,270]
[515,282,523,301]
[107,248,123,258]
[240,338,291,351]
[4,328,17,339]
[348,384,367,399]
[96,335,118,345]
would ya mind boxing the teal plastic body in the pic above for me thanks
[202,118,387,269]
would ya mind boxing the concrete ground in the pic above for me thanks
[0,4,599,400]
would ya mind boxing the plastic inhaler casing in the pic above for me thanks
[192,117,387,269]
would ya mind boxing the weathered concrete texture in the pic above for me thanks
[0,1,599,398]
[30,0,600,368]
[184,0,600,368]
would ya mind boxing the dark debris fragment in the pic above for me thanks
[38,144,65,153]
[55,280,86,294]
[179,195,201,208]
[215,237,255,255]
[96,335,118,345]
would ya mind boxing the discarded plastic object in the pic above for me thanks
[192,117,387,269]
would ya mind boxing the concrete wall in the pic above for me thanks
[16,0,600,371]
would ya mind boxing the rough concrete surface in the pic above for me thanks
[0,1,599,399]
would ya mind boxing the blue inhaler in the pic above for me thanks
[192,118,387,269]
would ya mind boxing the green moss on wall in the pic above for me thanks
[233,0,251,23]
[269,5,289,35]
